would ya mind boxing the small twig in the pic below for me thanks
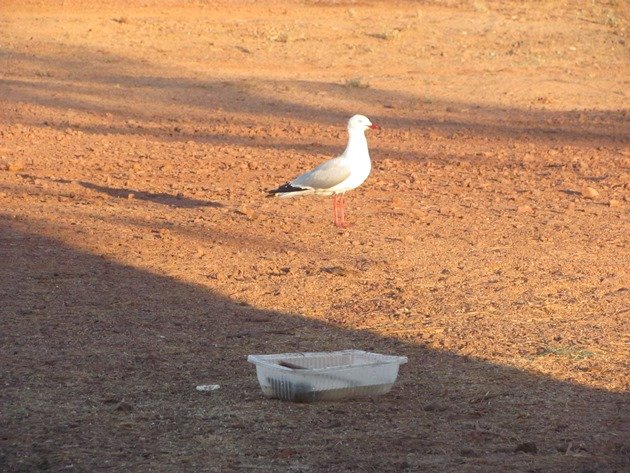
[578,17,601,25]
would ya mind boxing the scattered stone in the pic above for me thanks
[196,384,220,392]
[609,199,622,208]
[379,159,394,170]
[423,402,448,412]
[321,266,361,277]
[321,266,349,276]
[115,401,133,412]
[234,206,250,216]
[515,442,538,454]
[581,187,599,199]
[460,448,480,457]
[127,193,135,199]
[268,267,290,276]
[517,204,533,214]
[101,397,121,405]
[395,307,411,316]
[7,161,25,172]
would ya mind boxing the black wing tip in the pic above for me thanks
[267,183,308,196]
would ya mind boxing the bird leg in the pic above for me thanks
[338,195,347,227]
[332,195,348,228]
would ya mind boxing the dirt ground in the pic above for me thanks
[1,0,629,471]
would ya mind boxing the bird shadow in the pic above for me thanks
[19,175,224,209]
[77,180,224,209]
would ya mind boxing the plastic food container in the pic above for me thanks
[247,350,408,402]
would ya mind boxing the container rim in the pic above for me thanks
[247,349,408,371]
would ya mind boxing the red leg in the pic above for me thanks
[332,195,348,228]
[338,195,347,227]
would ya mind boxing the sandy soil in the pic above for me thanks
[1,0,629,471]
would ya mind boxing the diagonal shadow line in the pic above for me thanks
[19,175,225,209]
[3,74,629,146]
[0,217,627,472]
[0,190,323,258]
[4,118,426,164]
[76,181,224,209]
[8,115,627,167]
[1,50,628,148]
[0,180,334,257]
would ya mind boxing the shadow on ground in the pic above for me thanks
[0,217,627,472]
[2,47,629,157]
[75,180,224,209]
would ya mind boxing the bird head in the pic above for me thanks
[348,114,381,132]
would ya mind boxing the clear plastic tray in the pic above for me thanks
[247,350,408,402]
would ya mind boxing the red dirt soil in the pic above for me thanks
[1,1,629,471]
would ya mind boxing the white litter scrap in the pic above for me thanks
[196,384,220,392]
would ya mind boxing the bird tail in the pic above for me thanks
[267,183,310,198]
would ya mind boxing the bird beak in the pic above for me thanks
[369,124,381,130]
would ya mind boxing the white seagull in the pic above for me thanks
[267,114,380,227]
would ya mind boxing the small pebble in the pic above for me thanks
[115,401,133,412]
[581,187,599,199]
[7,162,25,172]
[515,442,538,454]
[423,402,448,412]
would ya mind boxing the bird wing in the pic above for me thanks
[291,157,351,190]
